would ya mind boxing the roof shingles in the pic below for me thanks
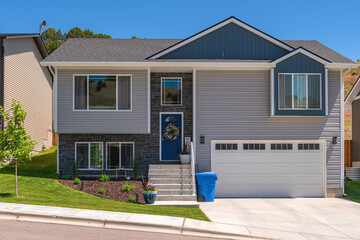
[42,38,354,64]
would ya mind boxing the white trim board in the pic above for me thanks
[159,112,184,161]
[345,75,360,110]
[148,17,293,59]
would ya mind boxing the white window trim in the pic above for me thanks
[161,77,182,106]
[75,142,104,170]
[73,74,132,112]
[105,142,135,170]
[278,73,322,111]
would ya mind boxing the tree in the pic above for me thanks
[0,100,36,197]
[41,26,111,54]
[41,28,63,54]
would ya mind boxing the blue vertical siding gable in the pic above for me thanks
[274,53,326,116]
[160,23,289,60]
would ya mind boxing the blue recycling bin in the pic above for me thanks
[196,172,217,202]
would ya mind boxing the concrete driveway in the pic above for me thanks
[200,198,360,240]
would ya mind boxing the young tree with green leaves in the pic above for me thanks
[0,100,36,197]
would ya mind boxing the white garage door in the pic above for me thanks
[211,140,326,198]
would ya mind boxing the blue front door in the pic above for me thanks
[161,113,182,161]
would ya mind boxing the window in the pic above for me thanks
[89,75,116,110]
[279,74,321,110]
[215,143,238,150]
[298,143,320,150]
[76,142,103,169]
[74,75,131,110]
[271,143,293,150]
[243,143,265,150]
[161,78,181,105]
[106,142,134,169]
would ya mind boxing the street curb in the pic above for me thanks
[0,208,274,240]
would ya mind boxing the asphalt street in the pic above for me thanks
[0,219,228,240]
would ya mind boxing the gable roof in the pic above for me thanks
[283,40,354,64]
[42,38,355,65]
[43,38,182,63]
[345,76,360,109]
[41,17,356,67]
[148,16,294,59]
[271,47,330,65]
[0,33,48,59]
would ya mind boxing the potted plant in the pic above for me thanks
[179,148,191,164]
[142,175,158,204]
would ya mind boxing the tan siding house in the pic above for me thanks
[1,34,53,152]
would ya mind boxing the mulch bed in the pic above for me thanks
[59,179,146,204]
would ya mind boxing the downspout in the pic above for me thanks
[342,67,352,196]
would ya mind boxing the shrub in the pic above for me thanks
[99,174,110,181]
[352,71,358,76]
[132,157,138,180]
[41,145,47,153]
[122,182,135,192]
[129,196,136,203]
[98,187,105,194]
[74,177,81,185]
[72,163,78,178]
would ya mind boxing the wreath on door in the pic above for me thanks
[163,123,180,141]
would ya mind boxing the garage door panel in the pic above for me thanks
[268,165,296,174]
[211,141,325,198]
[295,164,323,174]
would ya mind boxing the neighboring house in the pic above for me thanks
[0,34,53,152]
[345,77,360,173]
[42,17,357,198]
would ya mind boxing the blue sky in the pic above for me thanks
[1,0,358,61]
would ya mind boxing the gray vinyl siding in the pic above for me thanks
[160,23,289,60]
[196,70,341,188]
[57,69,148,133]
[352,99,360,164]
[274,53,326,116]
[0,39,3,108]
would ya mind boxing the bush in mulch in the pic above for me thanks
[59,178,145,204]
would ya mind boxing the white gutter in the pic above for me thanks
[40,61,275,68]
[41,61,358,69]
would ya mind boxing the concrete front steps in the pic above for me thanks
[149,164,197,201]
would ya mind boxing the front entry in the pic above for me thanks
[160,113,183,161]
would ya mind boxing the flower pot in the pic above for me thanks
[180,155,191,164]
[143,191,157,204]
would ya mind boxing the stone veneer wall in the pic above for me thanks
[58,72,193,177]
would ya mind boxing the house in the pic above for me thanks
[344,77,360,180]
[0,34,53,152]
[41,17,357,198]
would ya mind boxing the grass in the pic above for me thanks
[0,147,209,221]
[345,181,360,203]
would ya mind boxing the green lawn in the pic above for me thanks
[0,147,209,221]
[345,181,360,203]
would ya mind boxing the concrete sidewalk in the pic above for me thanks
[0,202,354,240]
